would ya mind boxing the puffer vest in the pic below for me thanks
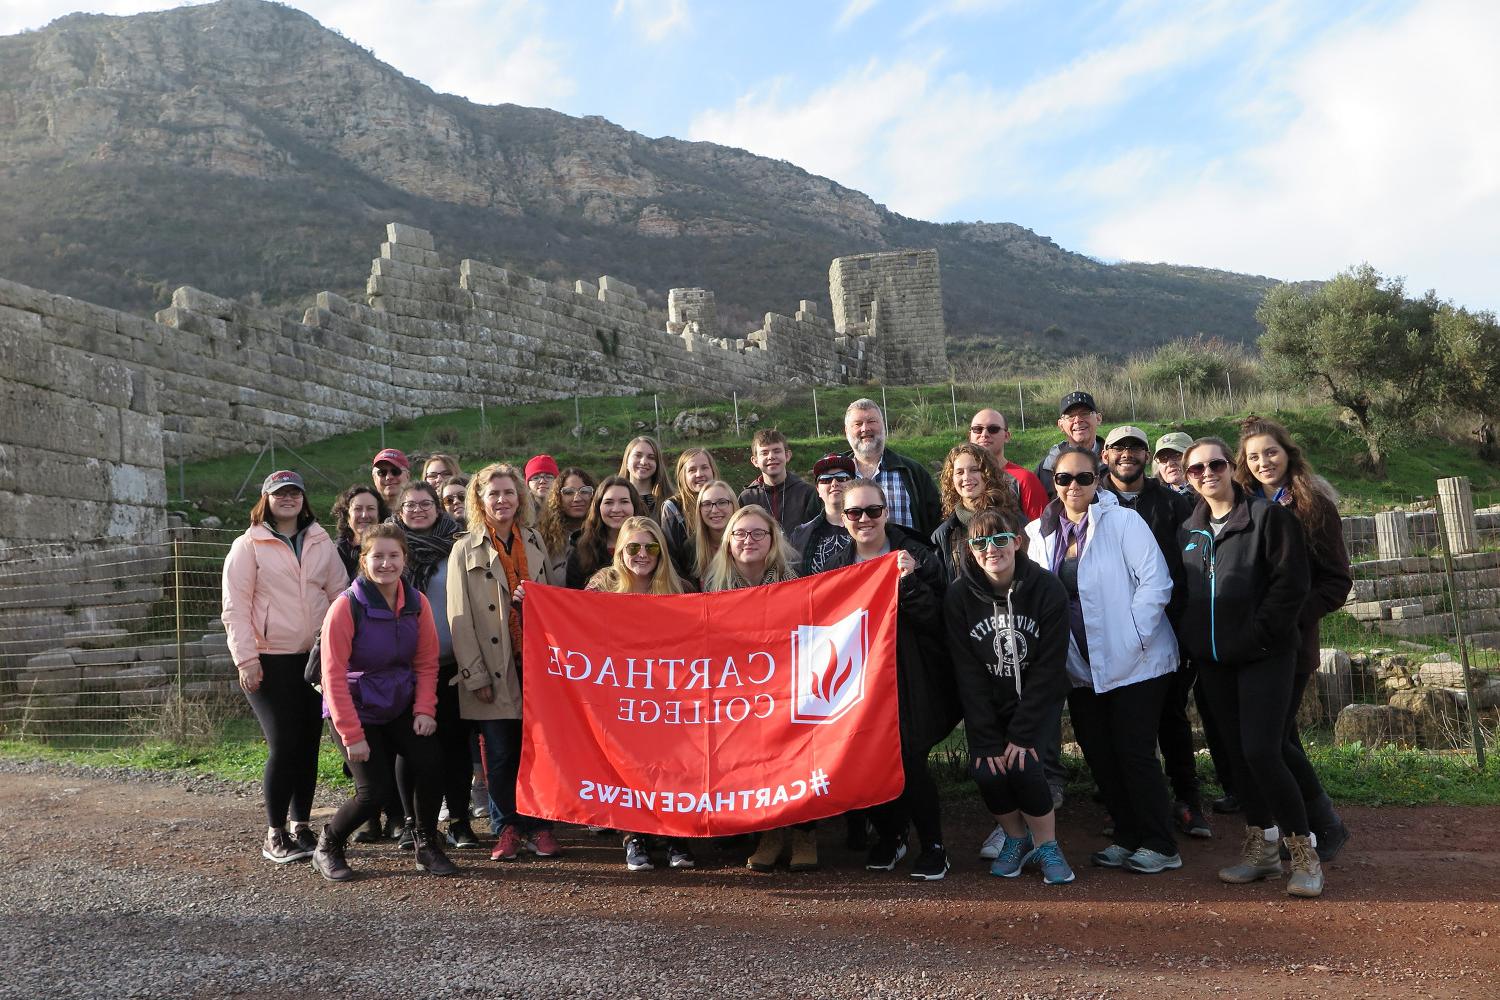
[324,576,422,725]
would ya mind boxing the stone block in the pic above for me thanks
[83,662,169,690]
[1315,648,1354,717]
[1388,687,1464,748]
[70,645,136,666]
[170,286,236,319]
[381,243,442,268]
[119,686,168,708]
[16,660,82,695]
[62,628,129,649]
[598,276,638,298]
[25,649,74,670]
[385,223,434,250]
[1333,702,1416,748]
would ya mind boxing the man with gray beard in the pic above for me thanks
[839,398,942,539]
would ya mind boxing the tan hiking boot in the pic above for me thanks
[1218,826,1283,883]
[1285,833,1324,898]
[746,828,786,872]
[789,827,819,871]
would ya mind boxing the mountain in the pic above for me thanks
[0,0,1281,364]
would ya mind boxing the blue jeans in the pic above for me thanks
[471,718,550,834]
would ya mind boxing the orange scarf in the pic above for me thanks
[486,522,529,659]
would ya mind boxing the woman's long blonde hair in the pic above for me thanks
[688,479,738,582]
[607,517,686,595]
[620,435,672,511]
[704,505,798,592]
[669,446,718,532]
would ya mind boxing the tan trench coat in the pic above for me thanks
[445,523,560,720]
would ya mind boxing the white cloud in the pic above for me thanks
[1084,0,1500,310]
[611,0,688,42]
[835,0,879,31]
[690,8,1241,218]
[902,0,1014,37]
[1,1,576,109]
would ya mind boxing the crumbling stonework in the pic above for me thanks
[830,249,947,384]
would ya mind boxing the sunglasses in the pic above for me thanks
[730,528,771,542]
[622,542,661,557]
[374,467,405,479]
[559,486,595,498]
[967,532,1017,552]
[441,494,465,507]
[1053,472,1097,487]
[1186,458,1231,479]
[816,472,853,484]
[842,504,887,521]
[970,424,1004,436]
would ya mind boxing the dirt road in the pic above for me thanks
[2,760,1497,999]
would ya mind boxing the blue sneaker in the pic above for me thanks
[1090,843,1132,868]
[988,832,1033,878]
[1025,840,1076,885]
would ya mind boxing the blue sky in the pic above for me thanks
[7,0,1499,310]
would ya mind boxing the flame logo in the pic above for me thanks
[811,640,855,704]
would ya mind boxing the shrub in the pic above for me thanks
[1129,335,1260,395]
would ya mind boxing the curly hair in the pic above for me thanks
[464,463,535,532]
[538,467,596,558]
[939,443,1020,518]
[329,485,387,543]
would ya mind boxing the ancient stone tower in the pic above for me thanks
[829,249,947,384]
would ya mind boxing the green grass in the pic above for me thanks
[174,383,1500,529]
[5,721,1495,807]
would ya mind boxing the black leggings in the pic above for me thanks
[327,709,444,841]
[971,750,1053,818]
[1070,675,1178,856]
[1196,654,1310,836]
[1157,661,1202,809]
[244,651,323,828]
[434,662,473,819]
[1283,672,1327,805]
[871,732,943,849]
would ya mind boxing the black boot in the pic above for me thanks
[414,827,458,877]
[312,828,355,882]
[397,816,416,851]
[1306,794,1350,863]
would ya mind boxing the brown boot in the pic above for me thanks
[746,828,786,872]
[789,827,819,871]
[1285,834,1324,898]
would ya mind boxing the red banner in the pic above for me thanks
[518,555,903,837]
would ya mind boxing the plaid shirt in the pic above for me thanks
[857,458,914,530]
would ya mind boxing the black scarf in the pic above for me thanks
[400,512,461,593]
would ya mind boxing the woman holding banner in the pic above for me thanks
[312,523,457,881]
[586,516,699,870]
[824,481,956,881]
[945,507,1075,884]
[447,462,564,863]
[703,505,806,870]
[565,476,645,589]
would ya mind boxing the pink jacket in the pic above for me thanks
[221,522,348,668]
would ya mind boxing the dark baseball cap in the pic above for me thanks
[261,470,305,494]
[812,453,856,479]
[1059,391,1098,415]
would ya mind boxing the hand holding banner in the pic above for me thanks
[518,555,903,837]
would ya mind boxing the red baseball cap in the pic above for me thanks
[372,448,409,471]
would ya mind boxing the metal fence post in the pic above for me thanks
[1435,506,1487,767]
[1017,384,1026,431]
[733,391,741,437]
[1226,372,1234,412]
[1178,375,1187,422]
[950,383,959,429]
[654,394,661,438]
[881,386,888,420]
[813,388,821,438]
[173,537,187,743]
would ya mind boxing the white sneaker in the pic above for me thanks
[979,823,1009,859]
[437,804,451,823]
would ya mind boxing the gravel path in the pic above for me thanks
[3,758,1498,999]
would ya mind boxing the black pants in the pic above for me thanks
[972,747,1053,818]
[1196,677,1236,798]
[434,661,473,820]
[1038,696,1068,795]
[1283,671,1328,806]
[871,731,943,849]
[1070,674,1178,856]
[327,709,443,841]
[1157,662,1203,809]
[1195,654,1310,836]
[244,651,323,828]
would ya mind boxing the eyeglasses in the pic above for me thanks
[967,532,1017,552]
[816,473,852,484]
[400,500,435,512]
[1107,442,1148,453]
[423,471,450,482]
[842,504,887,521]
[559,486,595,499]
[730,528,771,542]
[699,497,735,510]
[1185,458,1231,479]
[374,467,405,479]
[970,424,1004,436]
[1053,472,1097,487]
[622,541,661,557]
[528,473,556,483]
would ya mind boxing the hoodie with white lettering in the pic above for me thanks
[943,549,1071,756]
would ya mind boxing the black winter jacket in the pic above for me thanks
[788,515,850,576]
[944,550,1071,755]
[823,523,956,750]
[739,473,820,534]
[1176,486,1310,666]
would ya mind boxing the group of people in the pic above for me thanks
[221,391,1351,897]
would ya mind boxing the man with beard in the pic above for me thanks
[1098,425,1211,840]
[840,398,942,539]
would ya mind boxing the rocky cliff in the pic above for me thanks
[0,0,1279,360]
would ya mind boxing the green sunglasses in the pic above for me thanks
[967,532,1017,552]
